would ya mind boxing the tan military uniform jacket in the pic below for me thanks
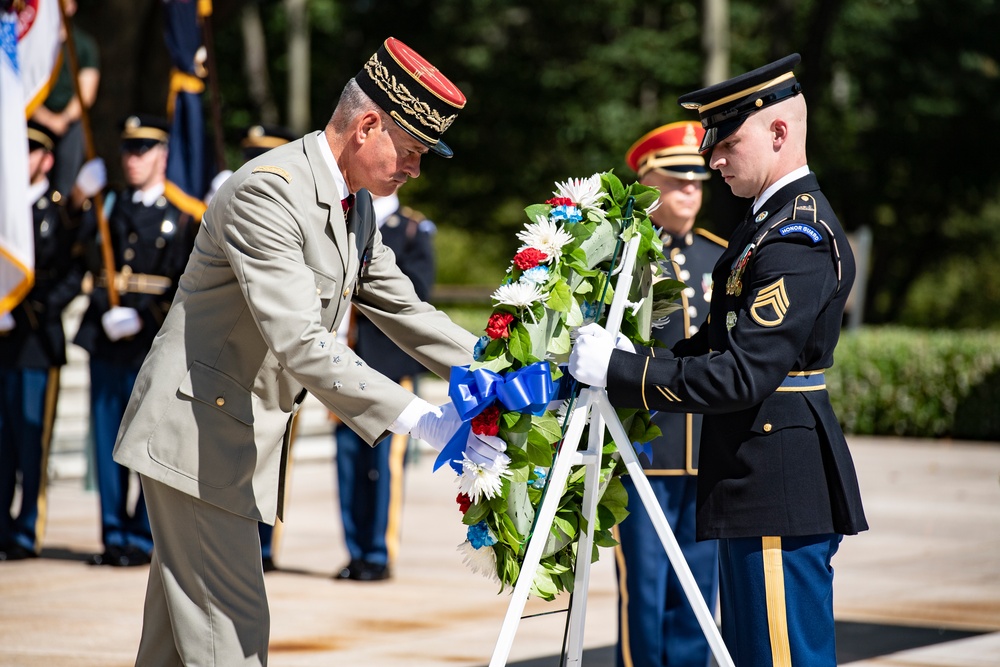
[113,132,476,524]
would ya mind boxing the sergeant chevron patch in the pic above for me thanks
[750,278,790,327]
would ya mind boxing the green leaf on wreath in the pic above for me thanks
[523,203,550,222]
[565,296,584,327]
[506,480,534,536]
[529,412,562,445]
[546,279,572,313]
[530,569,558,602]
[462,501,490,525]
[547,321,571,356]
[508,322,532,362]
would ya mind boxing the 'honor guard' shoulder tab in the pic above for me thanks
[251,165,292,183]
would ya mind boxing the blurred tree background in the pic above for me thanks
[74,0,1000,328]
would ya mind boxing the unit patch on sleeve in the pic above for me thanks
[750,277,790,327]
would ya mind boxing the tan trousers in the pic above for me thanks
[136,475,269,666]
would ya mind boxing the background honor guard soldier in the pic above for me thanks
[234,123,299,573]
[615,121,726,667]
[110,38,505,665]
[569,54,868,666]
[73,114,198,568]
[0,122,86,562]
[334,190,436,582]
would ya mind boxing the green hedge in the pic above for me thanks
[828,327,1000,441]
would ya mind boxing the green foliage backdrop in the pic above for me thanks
[74,0,1000,328]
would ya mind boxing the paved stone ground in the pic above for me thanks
[1,298,998,666]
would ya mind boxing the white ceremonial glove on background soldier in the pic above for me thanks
[101,306,143,342]
[0,311,15,332]
[74,157,107,199]
[403,398,510,468]
[568,322,629,388]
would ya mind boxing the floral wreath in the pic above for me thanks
[438,172,687,600]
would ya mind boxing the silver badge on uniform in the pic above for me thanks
[726,311,737,331]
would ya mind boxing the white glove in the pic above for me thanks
[74,157,107,198]
[465,432,510,469]
[568,323,616,388]
[101,306,143,342]
[0,311,15,332]
[614,332,636,354]
[409,400,463,452]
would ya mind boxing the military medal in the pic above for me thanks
[726,242,754,296]
[726,311,737,330]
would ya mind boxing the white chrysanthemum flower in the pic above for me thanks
[457,540,501,583]
[458,454,509,503]
[516,215,574,263]
[646,198,662,216]
[553,174,603,210]
[491,281,544,310]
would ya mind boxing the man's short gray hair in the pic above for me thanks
[329,79,384,131]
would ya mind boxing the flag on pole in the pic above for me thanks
[163,0,212,221]
[0,1,61,316]
[20,0,62,115]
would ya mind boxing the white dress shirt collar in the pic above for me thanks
[313,130,350,201]
[752,165,811,215]
[131,182,166,207]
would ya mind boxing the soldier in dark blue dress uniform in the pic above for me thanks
[614,121,726,667]
[570,55,868,666]
[232,123,300,573]
[73,115,198,567]
[0,122,86,561]
[334,192,436,582]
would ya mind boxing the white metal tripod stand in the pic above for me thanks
[488,232,735,667]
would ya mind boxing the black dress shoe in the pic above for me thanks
[355,561,391,582]
[122,546,152,566]
[0,544,36,561]
[88,545,127,566]
[334,559,364,580]
[262,556,277,573]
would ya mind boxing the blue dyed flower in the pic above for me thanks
[549,204,583,223]
[467,521,498,549]
[581,300,600,323]
[529,467,548,490]
[473,335,491,360]
[520,266,549,286]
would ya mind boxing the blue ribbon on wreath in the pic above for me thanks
[434,361,559,473]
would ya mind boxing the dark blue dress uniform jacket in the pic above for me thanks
[352,207,435,381]
[73,190,196,368]
[646,229,726,474]
[0,190,85,369]
[607,173,868,540]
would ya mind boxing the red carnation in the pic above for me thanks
[486,312,515,339]
[471,405,502,437]
[546,196,574,207]
[457,493,472,513]
[513,248,548,270]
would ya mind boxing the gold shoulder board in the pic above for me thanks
[251,165,292,183]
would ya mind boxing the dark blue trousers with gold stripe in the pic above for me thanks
[615,475,719,667]
[719,534,841,666]
[0,368,55,554]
